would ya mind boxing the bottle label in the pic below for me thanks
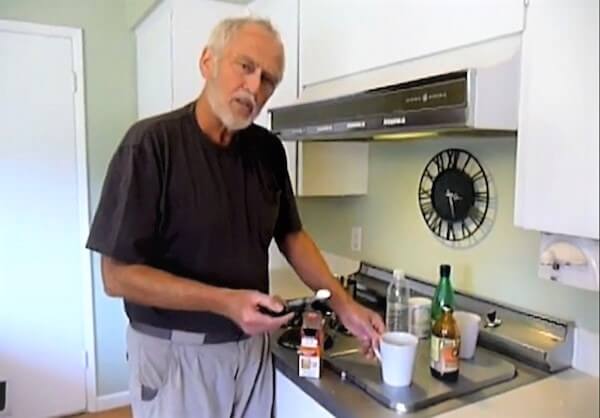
[430,335,459,374]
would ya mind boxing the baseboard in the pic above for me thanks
[573,327,599,377]
[93,391,130,412]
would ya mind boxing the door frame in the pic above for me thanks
[0,19,96,412]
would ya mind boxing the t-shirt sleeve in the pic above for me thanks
[272,140,303,241]
[86,133,163,264]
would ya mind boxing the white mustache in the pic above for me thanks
[232,90,257,114]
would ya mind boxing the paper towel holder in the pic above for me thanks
[538,234,599,292]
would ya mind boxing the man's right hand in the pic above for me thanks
[223,289,294,336]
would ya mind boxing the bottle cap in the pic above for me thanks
[393,269,405,279]
[440,264,451,277]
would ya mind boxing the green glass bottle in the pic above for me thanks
[431,264,455,325]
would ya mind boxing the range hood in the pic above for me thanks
[270,50,520,142]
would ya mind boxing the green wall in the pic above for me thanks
[125,0,160,28]
[0,0,137,395]
[298,136,599,333]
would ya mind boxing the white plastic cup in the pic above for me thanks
[453,311,482,359]
[376,332,419,387]
[408,297,432,338]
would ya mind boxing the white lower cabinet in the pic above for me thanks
[274,370,335,418]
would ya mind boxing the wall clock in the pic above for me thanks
[418,148,493,243]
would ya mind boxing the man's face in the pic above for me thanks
[201,23,284,131]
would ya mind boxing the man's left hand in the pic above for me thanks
[334,299,385,358]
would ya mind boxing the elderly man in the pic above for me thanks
[87,17,384,418]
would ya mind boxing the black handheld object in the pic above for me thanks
[258,297,311,317]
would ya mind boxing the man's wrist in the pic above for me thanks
[329,285,353,314]
[208,287,234,318]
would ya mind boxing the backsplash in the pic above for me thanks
[297,135,599,333]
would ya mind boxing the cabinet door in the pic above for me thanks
[250,0,299,129]
[135,0,173,118]
[514,0,599,239]
[274,370,335,418]
[171,0,243,108]
[250,0,299,195]
[300,0,525,88]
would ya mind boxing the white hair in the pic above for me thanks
[207,16,283,60]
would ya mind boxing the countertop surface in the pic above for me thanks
[272,331,550,418]
[272,332,598,418]
[269,265,599,418]
[436,369,599,418]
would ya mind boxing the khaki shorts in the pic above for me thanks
[126,326,273,418]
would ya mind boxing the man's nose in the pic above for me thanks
[244,68,262,95]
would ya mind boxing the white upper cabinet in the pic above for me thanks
[250,0,368,198]
[249,0,299,192]
[135,0,369,197]
[171,0,244,107]
[135,0,173,118]
[514,0,599,239]
[299,0,525,90]
[249,0,299,128]
[135,0,244,114]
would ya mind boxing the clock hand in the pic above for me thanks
[445,189,456,219]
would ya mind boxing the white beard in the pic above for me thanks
[206,73,256,131]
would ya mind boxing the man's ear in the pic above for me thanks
[199,47,214,79]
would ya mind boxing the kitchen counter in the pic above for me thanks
[269,264,599,418]
[272,337,598,418]
[436,369,599,418]
[272,331,551,418]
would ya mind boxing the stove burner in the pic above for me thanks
[277,327,335,351]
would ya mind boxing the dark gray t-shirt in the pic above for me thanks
[86,103,302,335]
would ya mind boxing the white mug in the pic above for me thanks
[374,332,419,387]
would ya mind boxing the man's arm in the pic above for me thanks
[274,230,348,309]
[101,256,292,335]
[276,230,385,353]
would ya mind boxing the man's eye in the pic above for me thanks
[239,61,253,73]
[262,77,275,89]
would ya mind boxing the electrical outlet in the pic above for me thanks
[351,226,362,252]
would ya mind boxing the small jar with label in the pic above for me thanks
[298,311,324,379]
[430,305,461,382]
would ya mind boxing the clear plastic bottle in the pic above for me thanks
[386,269,410,332]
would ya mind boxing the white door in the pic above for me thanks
[0,21,90,417]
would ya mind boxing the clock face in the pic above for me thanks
[418,149,490,242]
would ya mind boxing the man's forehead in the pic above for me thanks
[225,24,284,75]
